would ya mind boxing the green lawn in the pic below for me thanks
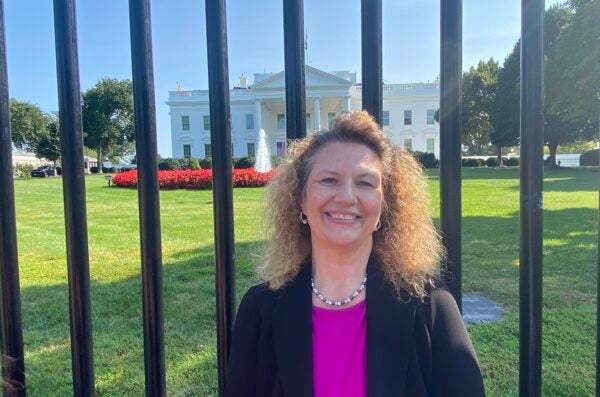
[10,167,598,396]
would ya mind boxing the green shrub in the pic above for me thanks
[90,166,99,174]
[158,158,182,171]
[233,157,255,169]
[486,157,499,167]
[198,157,212,169]
[543,157,551,167]
[181,158,200,170]
[462,158,485,167]
[270,156,285,167]
[413,151,439,169]
[56,166,62,175]
[579,149,599,166]
[485,157,508,167]
[506,157,520,167]
[13,163,33,178]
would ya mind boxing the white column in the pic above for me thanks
[254,99,262,130]
[313,97,321,130]
[343,95,351,112]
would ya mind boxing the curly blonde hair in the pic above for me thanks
[258,111,444,298]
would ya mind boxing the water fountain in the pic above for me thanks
[255,129,272,172]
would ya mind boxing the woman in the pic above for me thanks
[226,111,485,397]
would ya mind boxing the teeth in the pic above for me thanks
[329,213,356,220]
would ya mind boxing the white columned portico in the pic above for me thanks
[343,95,351,112]
[313,97,321,130]
[254,99,262,130]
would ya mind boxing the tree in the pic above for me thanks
[490,42,520,165]
[9,99,61,163]
[543,3,581,167]
[461,59,499,155]
[545,0,599,164]
[9,99,46,150]
[82,78,134,173]
[34,113,61,164]
[491,4,583,167]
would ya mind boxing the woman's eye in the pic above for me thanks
[358,181,374,188]
[320,178,336,185]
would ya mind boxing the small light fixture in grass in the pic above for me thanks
[105,175,113,187]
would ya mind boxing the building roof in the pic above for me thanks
[167,65,438,104]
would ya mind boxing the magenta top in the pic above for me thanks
[312,300,367,397]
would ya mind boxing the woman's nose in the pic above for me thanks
[335,180,357,203]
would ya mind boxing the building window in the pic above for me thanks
[403,138,413,152]
[276,141,286,156]
[247,143,255,157]
[277,114,286,129]
[306,113,311,129]
[328,112,336,128]
[204,144,212,158]
[382,111,390,126]
[183,144,191,159]
[181,115,190,131]
[426,109,435,125]
[426,138,435,153]
[246,113,254,130]
[203,115,210,131]
[404,110,412,126]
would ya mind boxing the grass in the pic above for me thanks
[10,167,598,396]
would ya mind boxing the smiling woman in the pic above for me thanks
[301,141,383,268]
[225,111,485,397]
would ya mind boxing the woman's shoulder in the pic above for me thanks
[427,277,457,304]
[415,276,465,333]
[238,282,282,311]
[399,275,456,306]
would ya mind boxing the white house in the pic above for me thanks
[167,65,440,159]
[11,151,106,174]
[11,151,47,167]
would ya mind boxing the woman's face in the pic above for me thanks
[301,141,384,250]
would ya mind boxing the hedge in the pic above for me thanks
[462,158,485,167]
[13,163,33,178]
[505,157,520,167]
[233,157,255,169]
[579,149,599,166]
[412,152,439,169]
[485,157,509,167]
[198,158,212,169]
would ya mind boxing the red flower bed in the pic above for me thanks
[112,168,275,189]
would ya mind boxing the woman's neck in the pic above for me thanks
[310,238,372,305]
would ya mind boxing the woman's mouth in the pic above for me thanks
[326,212,360,223]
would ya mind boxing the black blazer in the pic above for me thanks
[225,258,485,397]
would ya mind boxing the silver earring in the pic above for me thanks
[300,211,308,225]
[374,220,381,231]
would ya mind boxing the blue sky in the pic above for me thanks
[5,0,561,157]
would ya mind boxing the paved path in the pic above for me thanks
[462,294,504,325]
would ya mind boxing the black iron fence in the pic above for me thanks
[0,0,594,396]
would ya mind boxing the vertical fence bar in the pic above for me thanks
[52,0,95,394]
[519,0,544,396]
[283,0,306,140]
[205,1,236,395]
[596,36,600,397]
[128,1,166,396]
[597,36,600,397]
[361,0,382,125]
[439,0,462,310]
[0,1,26,394]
